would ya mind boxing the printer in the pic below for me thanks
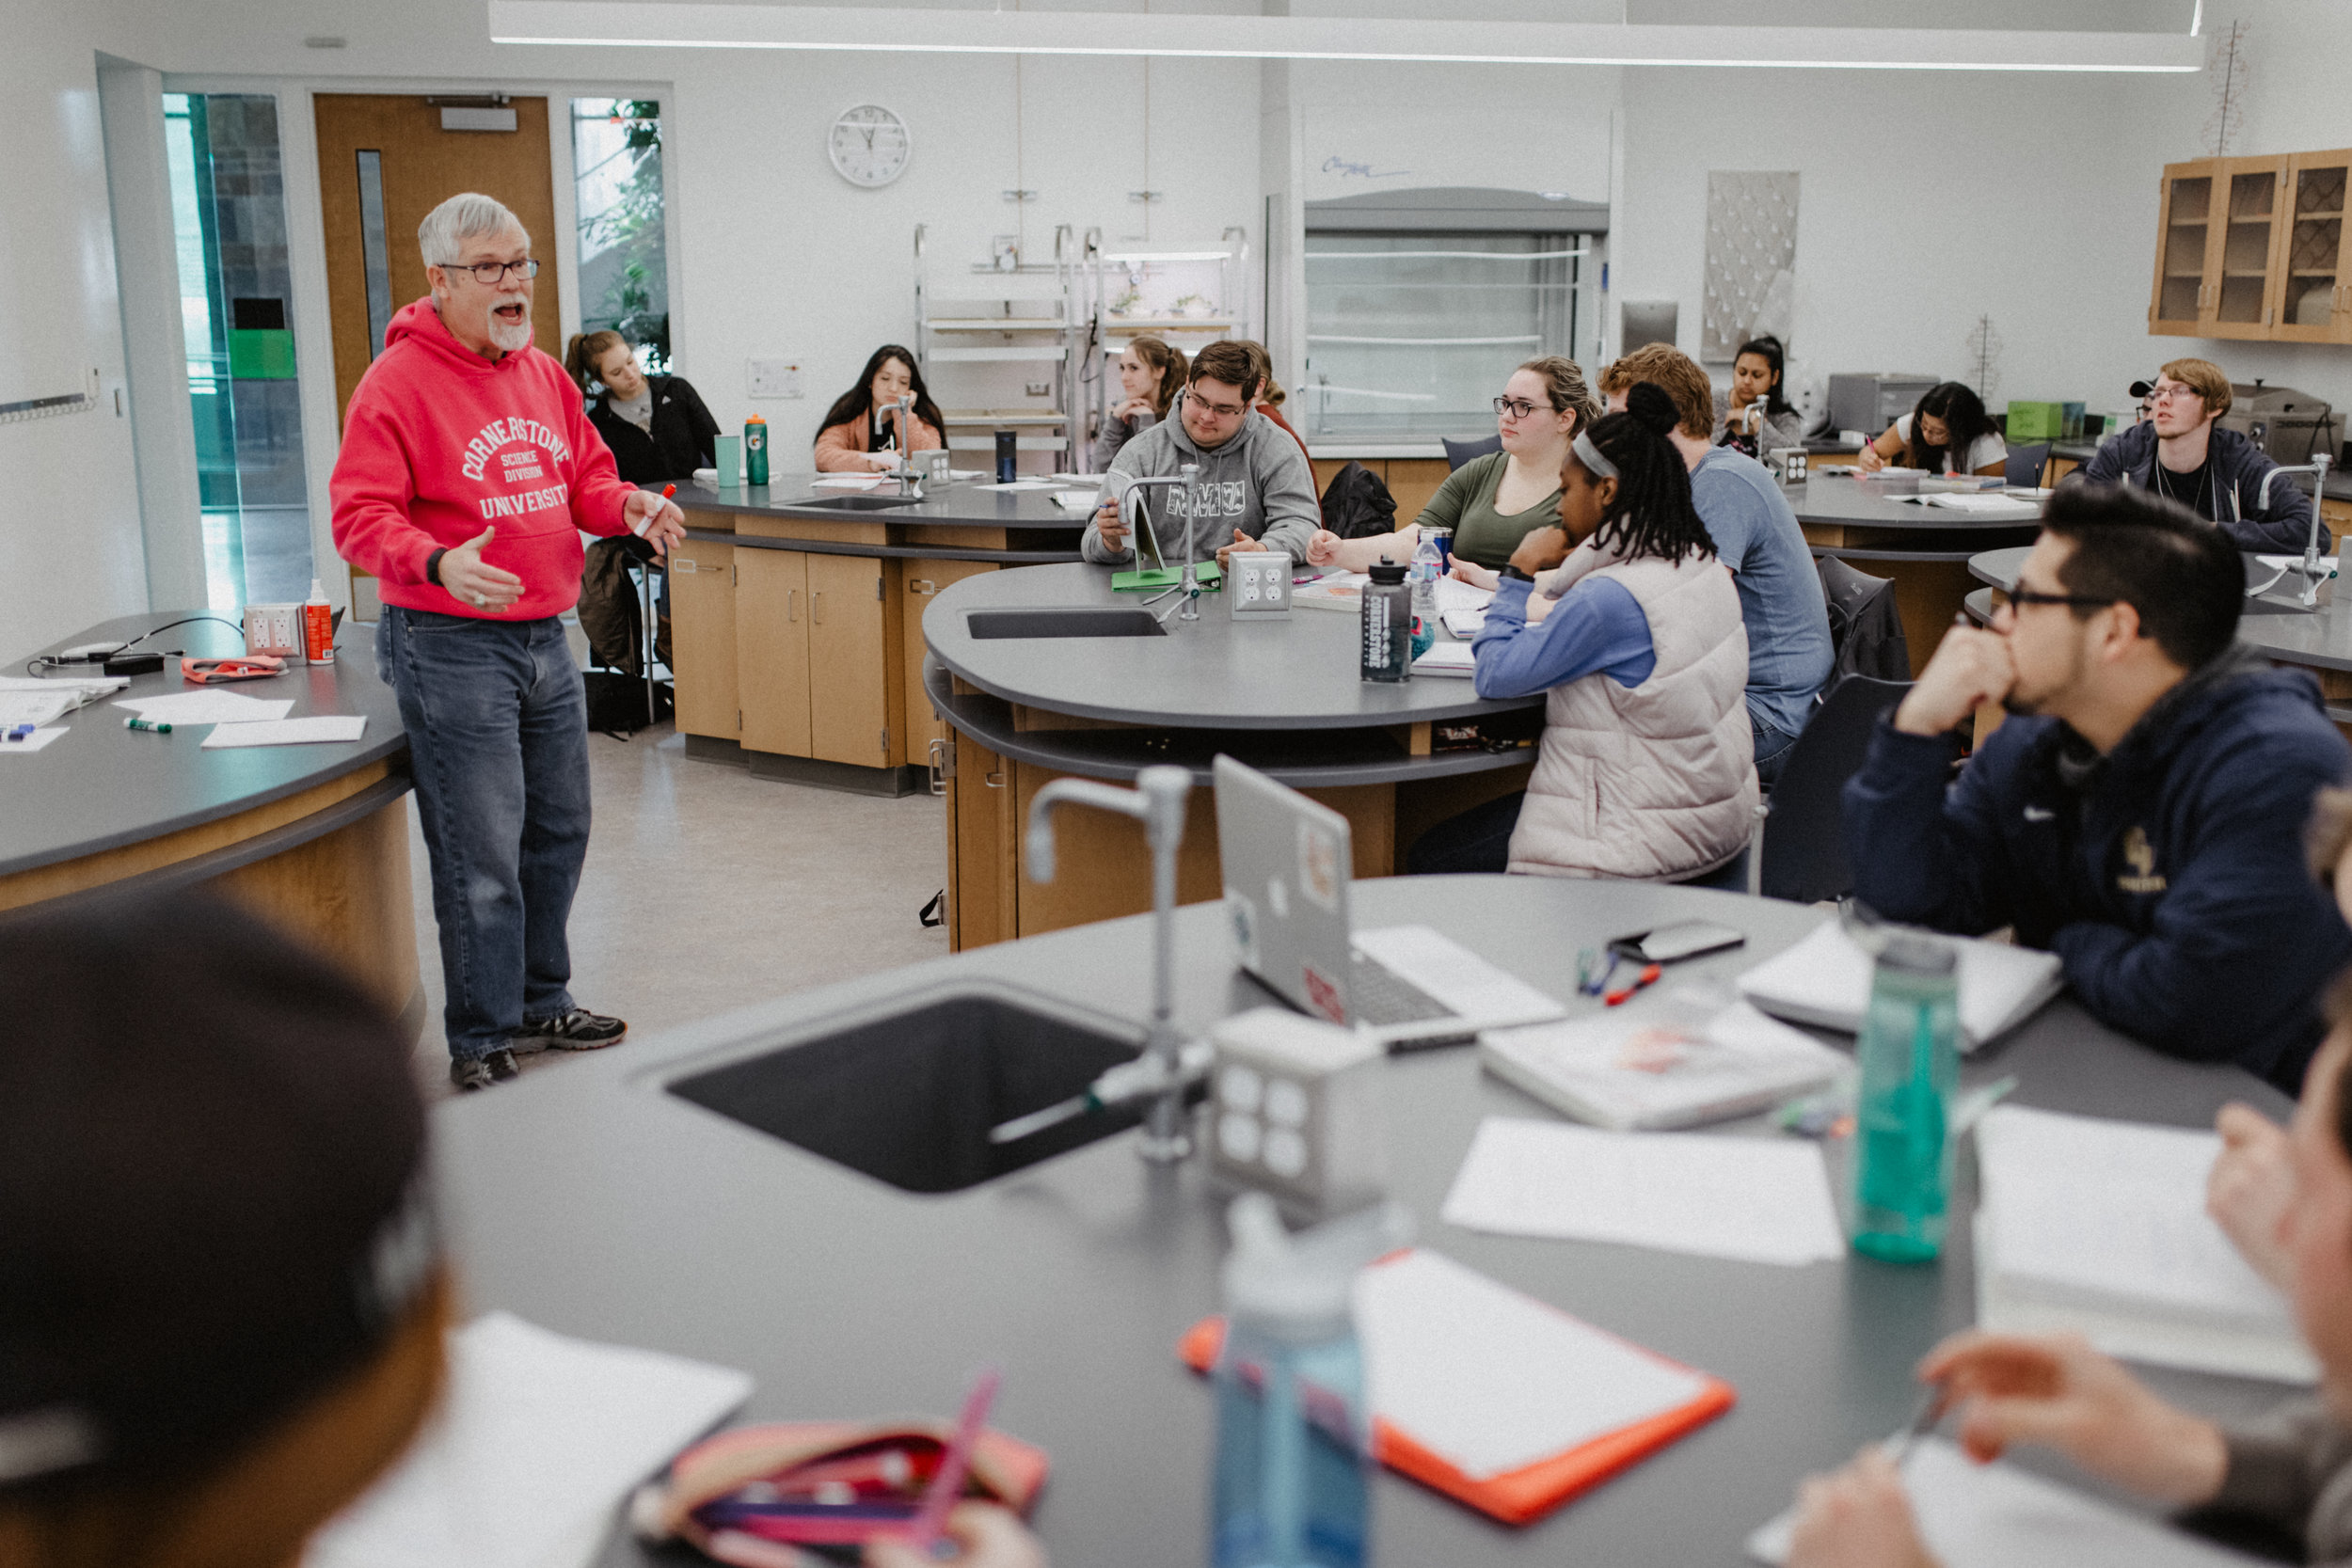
[1827,374,1939,440]
[2221,382,2343,467]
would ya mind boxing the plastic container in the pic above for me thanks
[995,430,1020,484]
[302,578,335,665]
[1212,1195,1394,1568]
[1848,932,1961,1263]
[1359,560,1410,684]
[744,416,770,487]
[1407,533,1445,659]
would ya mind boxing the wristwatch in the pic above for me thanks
[1500,564,1536,583]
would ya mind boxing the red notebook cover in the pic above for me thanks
[1178,1249,1734,1527]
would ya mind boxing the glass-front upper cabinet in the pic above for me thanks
[2212,156,2288,338]
[2274,150,2351,344]
[2151,161,2217,335]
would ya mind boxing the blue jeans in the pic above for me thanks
[1754,715,1803,789]
[378,609,590,1061]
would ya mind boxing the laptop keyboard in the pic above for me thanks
[1348,951,1458,1027]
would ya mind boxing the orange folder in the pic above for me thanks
[1178,1249,1734,1528]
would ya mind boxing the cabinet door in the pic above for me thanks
[736,547,811,756]
[900,559,998,762]
[2212,156,2289,338]
[2275,150,2352,343]
[668,541,738,739]
[805,551,890,768]
[2150,161,2219,335]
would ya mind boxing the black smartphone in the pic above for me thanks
[1608,920,1746,965]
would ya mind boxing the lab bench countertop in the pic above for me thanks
[1973,543,2352,675]
[668,473,1091,532]
[435,875,2289,1568]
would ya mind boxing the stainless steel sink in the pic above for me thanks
[965,607,1168,640]
[793,494,928,512]
[664,983,1146,1193]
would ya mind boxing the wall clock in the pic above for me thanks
[829,103,911,188]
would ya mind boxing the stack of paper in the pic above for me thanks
[115,690,294,726]
[1920,492,2042,515]
[0,673,127,728]
[1294,573,1369,612]
[1410,642,1478,678]
[1481,1001,1850,1131]
[1748,1437,2267,1567]
[810,473,884,491]
[1736,921,2063,1053]
[304,1312,752,1568]
[202,716,367,749]
[1440,1116,1845,1267]
[1974,1105,2315,1383]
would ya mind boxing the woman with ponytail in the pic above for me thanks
[565,330,721,483]
[1406,381,1758,879]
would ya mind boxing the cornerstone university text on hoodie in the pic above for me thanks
[331,299,636,621]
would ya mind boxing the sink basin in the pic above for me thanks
[664,984,1146,1193]
[966,607,1167,640]
[794,494,928,512]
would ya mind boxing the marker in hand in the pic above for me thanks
[635,483,676,537]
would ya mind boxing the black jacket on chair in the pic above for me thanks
[587,373,721,483]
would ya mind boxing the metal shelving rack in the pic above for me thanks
[914,223,1087,473]
[1089,230,1249,461]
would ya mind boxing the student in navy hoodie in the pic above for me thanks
[1842,483,2352,1093]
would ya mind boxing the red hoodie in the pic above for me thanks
[331,298,636,621]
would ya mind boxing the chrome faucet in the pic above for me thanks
[889,393,924,499]
[2270,451,2335,609]
[1024,765,1197,1162]
[1117,463,1204,623]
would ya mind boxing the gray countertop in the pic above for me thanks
[435,876,2289,1568]
[1,612,408,880]
[668,474,1089,532]
[923,563,1542,731]
[1787,476,2050,533]
[1973,545,2352,675]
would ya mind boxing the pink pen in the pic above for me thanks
[901,1369,1000,1552]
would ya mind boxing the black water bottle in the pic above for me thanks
[994,430,1019,483]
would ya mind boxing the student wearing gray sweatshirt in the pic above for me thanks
[1084,340,1321,571]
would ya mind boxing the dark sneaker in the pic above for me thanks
[450,1047,521,1092]
[511,1007,628,1053]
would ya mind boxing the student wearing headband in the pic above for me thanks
[1406,382,1758,879]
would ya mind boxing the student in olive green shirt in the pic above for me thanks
[1305,356,1602,573]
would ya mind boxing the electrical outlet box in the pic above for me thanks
[1229,550,1291,617]
[1025,381,1052,397]
[243,603,304,661]
[1209,1007,1386,1218]
[747,359,803,399]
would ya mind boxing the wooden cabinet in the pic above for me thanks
[2153,150,2352,342]
[901,560,999,763]
[736,547,812,756]
[805,552,896,768]
[669,542,738,740]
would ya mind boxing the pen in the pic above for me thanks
[1604,962,1663,1007]
[4,724,33,742]
[635,483,675,537]
[904,1370,999,1553]
[124,717,172,734]
[1883,1382,1945,1468]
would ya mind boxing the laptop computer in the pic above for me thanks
[1212,754,1566,1049]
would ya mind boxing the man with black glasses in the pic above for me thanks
[2074,357,2318,551]
[1842,484,2352,1091]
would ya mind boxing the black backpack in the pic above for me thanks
[1318,461,1399,540]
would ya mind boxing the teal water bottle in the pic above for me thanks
[1848,932,1960,1263]
[744,415,770,486]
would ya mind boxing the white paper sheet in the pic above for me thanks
[115,690,294,725]
[1440,1116,1845,1267]
[0,727,69,752]
[809,473,884,490]
[1051,491,1100,512]
[201,716,367,748]
[1432,576,1494,614]
[303,1312,752,1568]
[0,690,83,727]
[1735,921,2063,1051]
[977,479,1063,491]
[1747,1437,2265,1568]
[1359,1250,1712,1481]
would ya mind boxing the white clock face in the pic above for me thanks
[829,104,911,188]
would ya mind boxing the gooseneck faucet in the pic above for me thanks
[1021,765,1198,1162]
[890,393,924,499]
[2273,451,2335,609]
[1118,463,1204,623]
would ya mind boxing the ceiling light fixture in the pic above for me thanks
[488,1,2202,72]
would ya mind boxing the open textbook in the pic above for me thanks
[1737,920,2062,1052]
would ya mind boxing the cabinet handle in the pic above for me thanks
[813,592,825,626]
[928,736,953,794]
[910,578,938,594]
[984,768,1007,789]
[787,588,800,622]
[675,557,697,573]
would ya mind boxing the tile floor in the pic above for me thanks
[407,721,950,1095]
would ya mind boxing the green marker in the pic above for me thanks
[124,716,172,734]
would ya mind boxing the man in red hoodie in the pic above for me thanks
[332,192,685,1092]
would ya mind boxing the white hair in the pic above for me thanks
[418,193,529,269]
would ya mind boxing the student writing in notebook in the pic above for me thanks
[1785,976,2352,1568]
[1841,483,2352,1093]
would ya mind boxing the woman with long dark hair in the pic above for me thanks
[1713,334,1806,457]
[1858,380,2007,476]
[1406,382,1757,879]
[814,345,947,473]
[1090,336,1186,470]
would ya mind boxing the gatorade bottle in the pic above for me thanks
[744,416,770,487]
[302,578,335,665]
[1848,932,1962,1262]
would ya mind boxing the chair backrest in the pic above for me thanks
[1759,673,1913,904]
[1441,435,1503,472]
[1815,555,1911,683]
[2005,441,2051,489]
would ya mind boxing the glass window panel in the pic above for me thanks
[572,98,670,371]
[357,150,393,356]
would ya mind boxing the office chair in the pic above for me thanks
[1441,435,1503,471]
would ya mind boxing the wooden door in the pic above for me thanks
[2210,156,2290,338]
[2150,161,2219,336]
[670,541,738,739]
[736,548,811,756]
[805,551,891,767]
[2275,150,2352,343]
[900,560,997,760]
[313,94,563,422]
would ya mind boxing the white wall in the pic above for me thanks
[5,2,147,658]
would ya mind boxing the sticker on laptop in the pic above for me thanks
[1296,818,1343,911]
[1301,963,1347,1025]
[1226,890,1261,970]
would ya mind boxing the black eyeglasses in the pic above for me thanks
[2007,587,2115,610]
[1493,396,1550,420]
[440,258,541,284]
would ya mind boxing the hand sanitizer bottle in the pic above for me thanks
[1848,933,1961,1262]
[302,578,335,665]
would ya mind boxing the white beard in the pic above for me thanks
[487,308,533,353]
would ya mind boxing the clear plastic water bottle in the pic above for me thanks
[1848,932,1961,1263]
[1212,1195,1388,1568]
[1407,531,1444,659]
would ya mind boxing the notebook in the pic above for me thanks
[1748,1437,2267,1568]
[1293,572,1369,612]
[1410,642,1478,678]
[1179,1247,1734,1526]
[1735,921,2063,1053]
[1974,1105,2316,1384]
[1480,1001,1851,1132]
